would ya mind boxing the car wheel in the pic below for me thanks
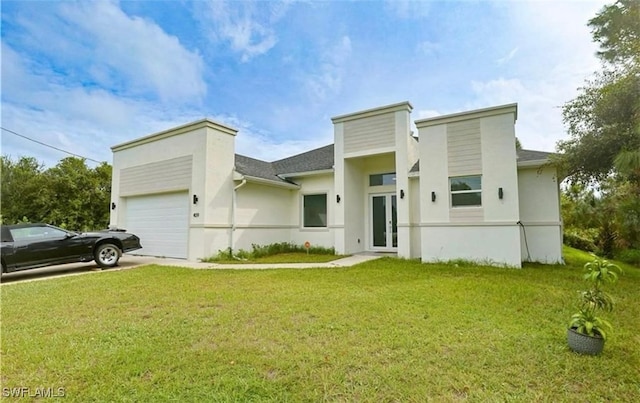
[94,243,121,268]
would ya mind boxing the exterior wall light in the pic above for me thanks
[400,189,405,199]
[193,194,199,205]
[498,187,504,199]
[336,195,341,203]
[111,202,116,210]
[431,191,436,202]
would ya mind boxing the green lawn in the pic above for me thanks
[1,247,639,401]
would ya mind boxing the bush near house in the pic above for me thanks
[615,249,640,266]
[204,242,338,263]
[563,228,598,252]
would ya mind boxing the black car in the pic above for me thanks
[1,223,142,273]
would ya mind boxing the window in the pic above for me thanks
[369,172,396,186]
[303,194,327,227]
[9,226,68,241]
[450,176,482,207]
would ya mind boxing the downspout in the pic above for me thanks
[230,179,247,255]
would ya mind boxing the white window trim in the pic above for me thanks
[369,172,397,187]
[301,192,329,230]
[450,175,482,208]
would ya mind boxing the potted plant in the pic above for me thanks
[567,258,622,355]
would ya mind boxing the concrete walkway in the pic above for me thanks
[129,253,384,270]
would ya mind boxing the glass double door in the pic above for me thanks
[370,193,397,250]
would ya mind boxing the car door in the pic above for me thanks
[8,225,80,269]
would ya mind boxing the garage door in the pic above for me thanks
[124,192,189,259]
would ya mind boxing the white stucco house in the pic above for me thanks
[109,102,563,267]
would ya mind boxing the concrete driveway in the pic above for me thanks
[0,255,200,285]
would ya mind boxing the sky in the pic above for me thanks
[1,0,609,167]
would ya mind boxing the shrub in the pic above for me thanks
[564,228,598,252]
[204,242,335,262]
[615,249,640,266]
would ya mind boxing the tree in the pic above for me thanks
[589,0,640,69]
[0,156,49,223]
[559,1,640,260]
[558,0,640,184]
[0,156,112,231]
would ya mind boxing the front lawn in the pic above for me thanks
[1,247,639,401]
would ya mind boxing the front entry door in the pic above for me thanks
[370,194,397,250]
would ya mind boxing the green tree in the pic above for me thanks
[559,0,640,260]
[1,156,112,231]
[558,0,640,184]
[589,0,640,69]
[0,156,49,223]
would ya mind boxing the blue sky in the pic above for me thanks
[1,0,608,167]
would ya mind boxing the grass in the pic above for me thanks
[209,252,345,264]
[1,246,639,401]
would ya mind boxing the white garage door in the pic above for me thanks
[124,192,189,259]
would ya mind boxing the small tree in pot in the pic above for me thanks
[567,258,622,355]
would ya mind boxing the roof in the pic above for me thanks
[272,144,334,175]
[234,144,334,185]
[235,146,555,185]
[516,149,554,163]
[234,154,282,183]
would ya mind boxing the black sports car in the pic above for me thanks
[1,223,142,273]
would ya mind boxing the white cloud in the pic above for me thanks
[1,1,210,166]
[470,78,568,152]
[416,41,440,56]
[8,1,206,103]
[198,1,288,62]
[1,38,322,166]
[497,47,519,65]
[417,109,441,119]
[59,1,206,102]
[305,36,352,103]
[213,112,330,162]
[386,0,432,19]
[465,1,608,152]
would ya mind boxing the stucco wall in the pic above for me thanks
[480,114,520,222]
[517,166,563,263]
[342,159,366,253]
[418,124,449,223]
[422,226,522,266]
[232,182,295,252]
[417,105,522,266]
[110,121,237,260]
[291,174,335,249]
[409,177,421,258]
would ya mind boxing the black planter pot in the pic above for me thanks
[567,327,605,355]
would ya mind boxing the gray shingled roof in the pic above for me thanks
[273,144,334,175]
[236,146,554,184]
[517,149,554,162]
[234,144,334,185]
[234,154,283,183]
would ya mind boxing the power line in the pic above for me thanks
[1,126,103,164]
